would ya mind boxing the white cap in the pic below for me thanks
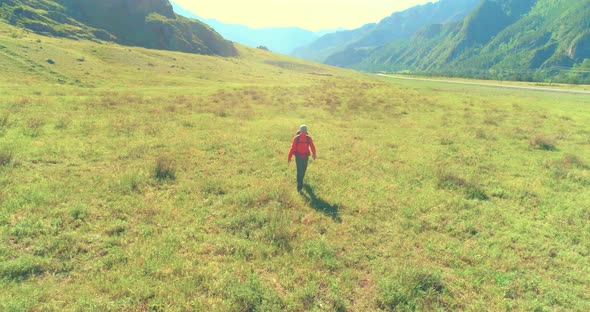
[300,124,307,132]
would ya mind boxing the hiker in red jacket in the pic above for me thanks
[288,125,317,193]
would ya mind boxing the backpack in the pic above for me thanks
[296,133,311,147]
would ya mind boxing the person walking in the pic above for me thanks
[288,125,317,193]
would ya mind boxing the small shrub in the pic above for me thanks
[267,185,297,209]
[438,171,488,200]
[214,108,228,118]
[437,172,466,190]
[483,116,499,126]
[0,149,13,167]
[79,121,97,135]
[69,204,89,221]
[304,239,338,270]
[10,219,39,240]
[414,271,446,294]
[232,190,255,207]
[173,95,192,106]
[294,282,319,310]
[181,121,195,128]
[154,156,176,181]
[223,212,265,238]
[203,179,226,196]
[111,117,138,137]
[465,225,479,236]
[440,137,454,145]
[518,190,542,207]
[117,172,145,193]
[143,124,161,136]
[0,255,51,281]
[560,153,586,169]
[25,117,45,137]
[549,153,587,179]
[265,210,293,251]
[465,185,489,201]
[0,112,9,130]
[106,220,128,236]
[530,135,556,151]
[475,128,494,140]
[377,281,408,311]
[224,273,283,311]
[87,94,120,108]
[377,270,448,311]
[10,29,24,39]
[17,96,32,107]
[101,246,129,269]
[54,116,71,130]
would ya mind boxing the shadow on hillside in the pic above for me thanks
[302,185,342,223]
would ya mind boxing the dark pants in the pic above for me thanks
[295,155,309,192]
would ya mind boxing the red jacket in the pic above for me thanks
[288,134,316,161]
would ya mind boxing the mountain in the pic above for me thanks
[293,0,480,63]
[0,0,237,56]
[193,21,326,56]
[292,23,377,63]
[303,0,590,83]
[170,1,341,55]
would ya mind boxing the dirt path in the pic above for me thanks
[377,74,590,95]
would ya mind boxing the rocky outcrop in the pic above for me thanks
[1,0,237,57]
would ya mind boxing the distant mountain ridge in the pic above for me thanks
[191,20,327,56]
[292,23,378,63]
[293,0,480,63]
[170,1,342,55]
[0,0,237,56]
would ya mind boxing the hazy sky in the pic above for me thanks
[172,0,437,31]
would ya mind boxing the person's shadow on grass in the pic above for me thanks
[302,185,342,223]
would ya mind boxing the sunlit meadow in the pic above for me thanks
[1,23,589,311]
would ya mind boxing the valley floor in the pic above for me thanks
[1,25,589,311]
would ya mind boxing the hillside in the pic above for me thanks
[0,0,237,56]
[293,0,480,63]
[1,20,590,311]
[319,0,590,83]
[292,23,377,63]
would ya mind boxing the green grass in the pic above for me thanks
[1,21,589,311]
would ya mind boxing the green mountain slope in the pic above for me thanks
[341,0,590,83]
[294,0,480,64]
[0,0,237,56]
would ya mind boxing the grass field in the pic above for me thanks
[1,22,589,311]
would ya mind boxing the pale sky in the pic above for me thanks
[172,0,437,31]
